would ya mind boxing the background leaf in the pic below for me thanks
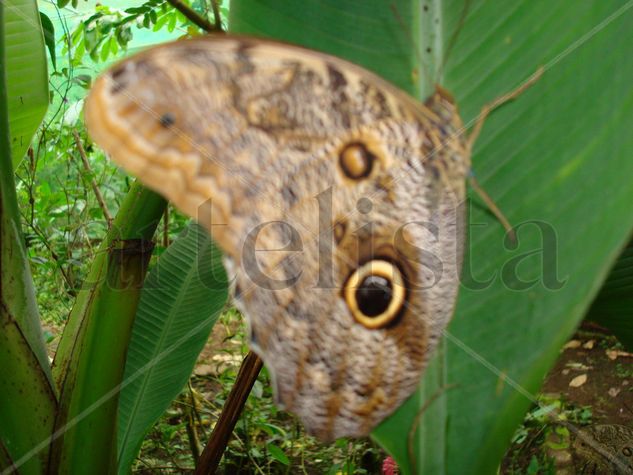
[4,0,49,166]
[586,239,633,350]
[231,0,633,473]
[39,12,56,70]
[0,3,57,473]
[117,223,228,474]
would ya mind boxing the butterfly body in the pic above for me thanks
[85,35,469,440]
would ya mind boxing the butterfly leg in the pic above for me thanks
[467,67,544,241]
[467,66,544,151]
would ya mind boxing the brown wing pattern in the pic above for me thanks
[84,35,470,439]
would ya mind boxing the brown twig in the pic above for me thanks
[184,381,202,463]
[166,0,223,33]
[72,130,113,227]
[195,351,263,474]
[210,0,222,30]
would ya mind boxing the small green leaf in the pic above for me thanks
[167,12,177,32]
[72,74,91,89]
[266,443,289,466]
[83,27,97,51]
[39,12,56,70]
[99,37,111,62]
[109,36,118,55]
[116,25,133,46]
[124,6,148,14]
[153,12,170,31]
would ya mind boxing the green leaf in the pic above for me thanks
[167,11,177,32]
[72,74,92,89]
[230,0,633,473]
[0,3,56,473]
[267,443,290,466]
[39,12,56,70]
[586,239,633,350]
[84,27,98,51]
[100,36,111,62]
[5,0,48,167]
[117,223,228,475]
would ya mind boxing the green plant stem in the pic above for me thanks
[49,183,166,474]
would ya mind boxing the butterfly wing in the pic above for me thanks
[85,35,469,440]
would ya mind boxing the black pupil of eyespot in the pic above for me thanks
[356,275,392,317]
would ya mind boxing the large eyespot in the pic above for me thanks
[344,260,406,329]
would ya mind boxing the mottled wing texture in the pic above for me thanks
[572,424,633,474]
[84,35,470,440]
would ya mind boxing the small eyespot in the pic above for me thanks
[160,112,175,128]
[333,221,346,244]
[623,446,632,457]
[339,142,375,179]
[344,259,406,329]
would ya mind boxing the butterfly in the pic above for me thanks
[84,34,535,440]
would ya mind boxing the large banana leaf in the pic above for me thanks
[4,0,48,166]
[0,2,56,474]
[117,223,228,475]
[230,0,633,473]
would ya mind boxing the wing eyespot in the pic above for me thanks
[343,259,406,329]
[333,221,347,244]
[159,112,176,128]
[339,142,376,179]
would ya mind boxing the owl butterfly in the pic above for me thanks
[84,35,535,441]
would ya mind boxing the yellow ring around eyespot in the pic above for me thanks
[344,260,406,329]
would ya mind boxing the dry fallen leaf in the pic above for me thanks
[582,339,595,349]
[563,340,581,349]
[566,362,591,371]
[606,349,633,360]
[194,364,214,376]
[608,387,621,397]
[569,374,587,388]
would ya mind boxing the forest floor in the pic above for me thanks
[44,318,631,474]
